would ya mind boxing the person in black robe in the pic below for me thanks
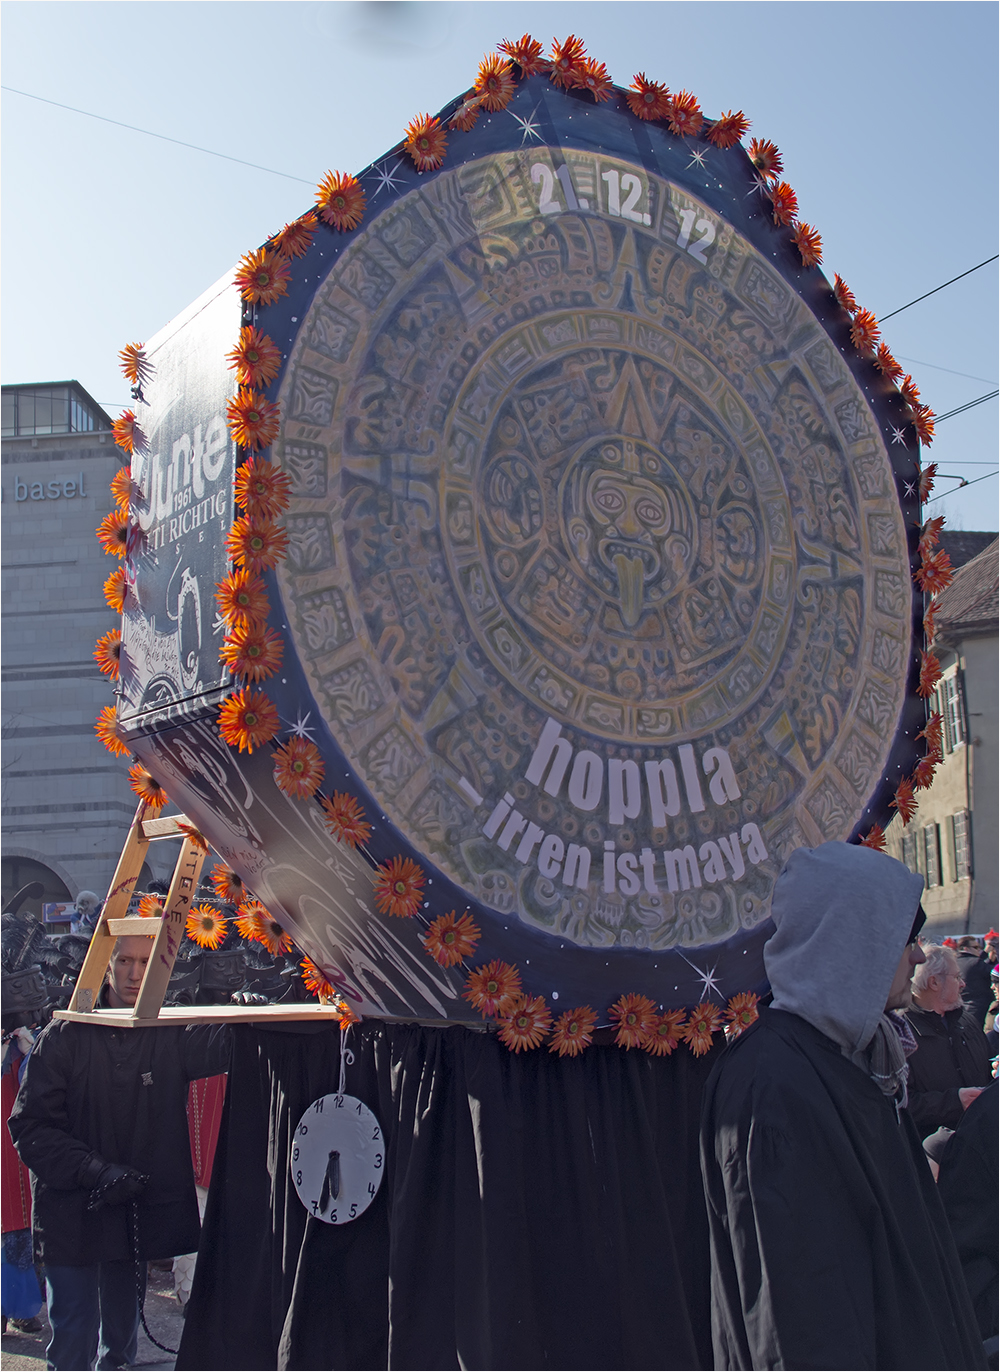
[700,841,986,1371]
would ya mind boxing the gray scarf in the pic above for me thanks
[866,1010,918,1112]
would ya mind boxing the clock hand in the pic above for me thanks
[319,1150,341,1215]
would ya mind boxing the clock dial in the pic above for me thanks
[290,1094,385,1225]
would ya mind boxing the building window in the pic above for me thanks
[923,825,940,887]
[1,383,108,437]
[901,832,918,875]
[940,674,967,753]
[952,811,972,880]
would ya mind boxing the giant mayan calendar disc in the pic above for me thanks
[122,75,924,1022]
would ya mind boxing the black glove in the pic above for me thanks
[85,1162,149,1211]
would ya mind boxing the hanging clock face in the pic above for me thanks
[290,1094,385,1225]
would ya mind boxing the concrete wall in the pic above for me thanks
[964,632,998,931]
[1,430,178,904]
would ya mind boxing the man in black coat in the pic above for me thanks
[9,936,230,1370]
[700,842,985,1371]
[904,940,992,1140]
[955,936,993,1030]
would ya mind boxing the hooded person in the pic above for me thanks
[699,841,986,1371]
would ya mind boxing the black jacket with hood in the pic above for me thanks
[700,841,985,1371]
[903,1001,993,1137]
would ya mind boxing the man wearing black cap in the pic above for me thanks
[700,842,985,1370]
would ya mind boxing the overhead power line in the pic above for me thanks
[878,256,999,322]
[1,85,315,186]
[934,390,999,424]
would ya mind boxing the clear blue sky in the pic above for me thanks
[3,0,997,530]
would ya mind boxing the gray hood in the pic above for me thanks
[765,841,924,1059]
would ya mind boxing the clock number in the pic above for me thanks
[372,1126,381,1141]
[676,209,697,251]
[601,170,620,217]
[368,1182,377,1197]
[531,163,561,216]
[334,1095,343,1109]
[350,1203,357,1218]
[298,1124,308,1136]
[676,208,716,264]
[356,1102,363,1115]
[292,1146,299,1161]
[620,173,646,224]
[311,1200,319,1214]
[329,1209,337,1223]
[374,1153,382,1169]
[314,1098,324,1114]
[296,1170,302,1185]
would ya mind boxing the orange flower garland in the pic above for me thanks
[226,389,280,451]
[177,822,211,855]
[724,992,759,1040]
[215,568,270,630]
[626,74,671,121]
[118,342,152,388]
[890,776,917,826]
[221,623,284,682]
[913,548,953,596]
[918,713,944,757]
[233,248,291,307]
[226,515,289,576]
[301,956,338,1001]
[103,567,128,612]
[874,344,904,382]
[923,598,939,644]
[110,467,134,511]
[549,35,586,88]
[912,405,936,447]
[498,34,548,76]
[849,308,881,356]
[747,138,782,178]
[112,409,141,455]
[610,992,658,1048]
[129,764,168,811]
[474,54,516,110]
[792,222,822,267]
[859,825,887,852]
[449,98,483,133]
[421,910,481,967]
[94,629,122,679]
[911,756,939,792]
[463,960,522,1018]
[186,905,227,949]
[917,650,942,699]
[833,274,858,315]
[271,215,315,260]
[404,115,448,172]
[236,901,293,955]
[918,463,937,504]
[95,705,130,758]
[226,327,282,389]
[96,509,131,559]
[316,171,367,231]
[683,1001,723,1056]
[137,894,166,919]
[768,181,798,227]
[642,1010,687,1056]
[372,856,425,918]
[666,91,704,137]
[272,737,325,800]
[234,457,291,519]
[549,1005,597,1057]
[218,687,279,753]
[498,994,552,1052]
[210,865,247,905]
[320,791,373,849]
[573,58,613,102]
[706,111,749,148]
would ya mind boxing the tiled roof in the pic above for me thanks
[939,530,997,570]
[935,536,998,637]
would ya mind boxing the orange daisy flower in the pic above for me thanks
[610,992,658,1049]
[177,822,211,855]
[210,864,247,905]
[917,650,942,700]
[859,825,887,852]
[112,409,142,455]
[271,214,315,260]
[316,171,367,231]
[918,515,946,555]
[912,756,939,792]
[462,960,522,1018]
[233,248,291,307]
[421,910,481,967]
[706,110,749,148]
[666,90,704,137]
[626,74,671,121]
[682,1001,723,1056]
[912,404,936,447]
[221,623,284,682]
[833,274,858,315]
[336,1003,361,1028]
[103,567,128,613]
[548,34,586,88]
[449,97,483,132]
[900,375,922,409]
[226,515,289,575]
[918,462,937,504]
[572,58,613,102]
[226,388,280,451]
[186,905,227,949]
[724,992,759,1040]
[768,181,798,227]
[94,629,122,679]
[372,856,425,918]
[748,138,782,178]
[301,956,338,1001]
[320,792,373,849]
[129,764,168,811]
[918,712,944,757]
[498,994,553,1052]
[404,114,447,172]
[95,705,130,758]
[236,900,292,956]
[474,54,516,110]
[110,467,134,512]
[118,342,152,387]
[272,737,325,800]
[923,598,939,644]
[234,456,291,519]
[218,686,279,753]
[890,776,917,826]
[642,1009,687,1057]
[913,548,953,596]
[226,326,282,390]
[792,222,822,267]
[850,308,880,356]
[137,893,166,919]
[874,344,903,382]
[549,1005,598,1057]
[97,509,131,559]
[215,568,270,630]
[498,34,548,75]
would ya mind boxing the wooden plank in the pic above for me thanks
[132,836,207,1021]
[141,813,192,840]
[106,917,161,936]
[67,803,150,1014]
[54,1003,347,1028]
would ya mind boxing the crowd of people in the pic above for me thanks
[2,847,997,1370]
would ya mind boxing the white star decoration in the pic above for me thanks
[678,952,722,1000]
[686,149,708,170]
[903,480,917,498]
[367,159,405,199]
[890,426,907,445]
[509,106,543,144]
[287,711,316,741]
